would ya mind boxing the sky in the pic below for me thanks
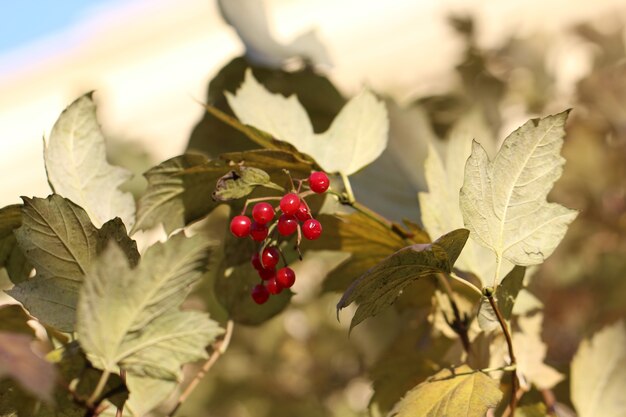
[0,0,116,54]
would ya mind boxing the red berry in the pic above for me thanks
[309,171,329,193]
[251,284,269,304]
[295,202,312,222]
[302,218,322,240]
[261,246,280,269]
[230,215,251,238]
[251,252,263,270]
[252,202,274,225]
[249,222,268,241]
[280,193,300,215]
[277,214,298,236]
[276,267,296,288]
[258,267,276,281]
[266,277,283,295]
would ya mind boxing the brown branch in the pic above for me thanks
[437,273,471,355]
[167,320,235,417]
[485,288,518,415]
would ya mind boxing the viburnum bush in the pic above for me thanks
[1,33,626,417]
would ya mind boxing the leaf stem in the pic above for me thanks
[427,364,516,381]
[340,172,355,204]
[485,289,518,415]
[167,320,235,417]
[449,271,482,297]
[87,370,111,406]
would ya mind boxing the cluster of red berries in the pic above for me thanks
[229,171,330,304]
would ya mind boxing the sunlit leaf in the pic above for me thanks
[337,229,469,330]
[226,69,388,175]
[7,195,139,331]
[571,320,626,417]
[513,313,563,390]
[44,93,135,229]
[477,266,526,332]
[77,233,223,379]
[125,375,176,417]
[390,364,502,417]
[0,332,57,402]
[460,112,578,280]
[0,205,31,284]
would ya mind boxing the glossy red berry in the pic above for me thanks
[251,284,269,304]
[266,277,283,295]
[230,215,251,238]
[309,171,329,193]
[252,202,274,225]
[258,267,276,281]
[295,202,312,222]
[277,214,298,236]
[276,267,296,288]
[280,193,300,215]
[302,218,322,240]
[261,246,280,269]
[249,222,269,241]
[251,252,263,270]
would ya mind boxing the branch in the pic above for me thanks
[485,287,518,415]
[167,320,235,417]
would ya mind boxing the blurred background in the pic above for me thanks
[2,0,626,416]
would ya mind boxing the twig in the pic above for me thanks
[541,388,558,416]
[485,288,518,415]
[436,273,471,355]
[167,320,235,417]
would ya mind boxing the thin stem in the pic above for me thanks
[340,172,355,203]
[241,196,281,215]
[486,290,518,415]
[167,320,235,417]
[501,387,526,417]
[427,364,516,382]
[87,370,110,406]
[449,272,482,297]
[541,388,557,416]
[436,273,471,354]
[493,253,502,288]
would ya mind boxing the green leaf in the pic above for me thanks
[213,166,283,201]
[7,196,139,331]
[390,364,502,417]
[44,93,135,229]
[337,229,469,330]
[0,205,31,284]
[303,212,412,292]
[477,266,526,332]
[571,320,626,417]
[124,375,176,417]
[418,112,511,285]
[514,403,548,417]
[460,112,578,275]
[226,69,389,175]
[77,233,223,379]
[0,304,34,335]
[0,332,57,402]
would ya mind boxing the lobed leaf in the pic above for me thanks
[226,69,389,175]
[44,93,135,229]
[6,195,139,331]
[477,266,526,332]
[77,233,223,379]
[337,229,469,330]
[390,364,502,417]
[571,320,626,417]
[460,112,578,280]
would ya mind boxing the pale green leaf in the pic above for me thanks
[226,69,388,175]
[477,266,526,332]
[390,364,502,417]
[513,313,563,390]
[44,93,135,229]
[571,320,626,417]
[125,375,176,417]
[418,113,512,285]
[212,166,283,201]
[460,112,577,275]
[0,332,57,402]
[6,195,139,331]
[77,233,223,379]
[337,229,469,330]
